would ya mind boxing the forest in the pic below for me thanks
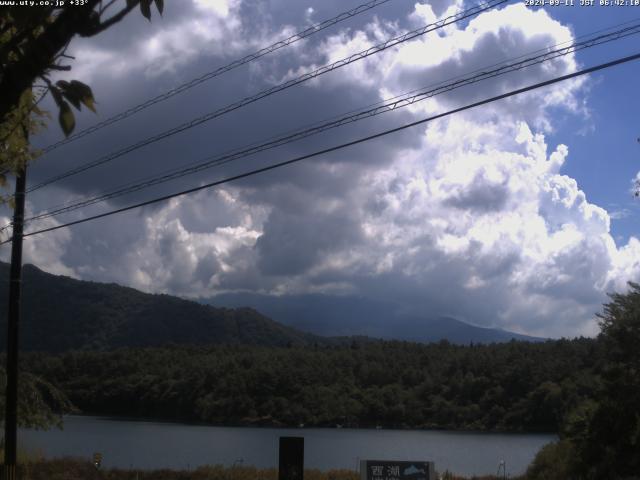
[20,337,600,432]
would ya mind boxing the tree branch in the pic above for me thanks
[0,1,100,124]
[0,8,53,65]
[100,0,120,15]
[0,0,143,126]
[81,1,140,37]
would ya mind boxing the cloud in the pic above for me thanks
[0,203,75,278]
[55,188,266,297]
[255,205,363,277]
[609,208,631,220]
[62,0,244,82]
[9,0,640,339]
[286,3,584,132]
[337,119,618,337]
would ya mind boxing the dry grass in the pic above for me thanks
[11,458,359,480]
[9,457,523,480]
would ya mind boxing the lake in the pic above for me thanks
[20,415,555,477]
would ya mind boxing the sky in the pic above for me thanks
[2,0,640,338]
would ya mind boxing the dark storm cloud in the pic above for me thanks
[256,206,363,276]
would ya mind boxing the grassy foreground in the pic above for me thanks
[7,457,524,480]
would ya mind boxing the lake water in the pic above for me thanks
[20,415,555,477]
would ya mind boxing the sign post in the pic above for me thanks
[279,437,304,480]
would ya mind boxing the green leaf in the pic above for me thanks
[62,90,82,110]
[82,95,97,114]
[154,0,164,15]
[69,80,97,113]
[140,0,152,20]
[57,80,83,110]
[58,101,75,137]
[50,86,63,107]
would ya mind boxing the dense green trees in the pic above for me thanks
[527,283,640,479]
[569,283,640,478]
[22,338,601,432]
[0,365,73,430]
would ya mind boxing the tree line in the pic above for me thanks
[21,337,601,433]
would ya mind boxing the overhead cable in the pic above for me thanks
[40,0,397,153]
[14,21,640,227]
[26,0,508,194]
[4,50,638,244]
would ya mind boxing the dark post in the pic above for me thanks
[3,163,27,480]
[278,436,304,480]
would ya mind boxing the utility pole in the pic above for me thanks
[3,137,27,480]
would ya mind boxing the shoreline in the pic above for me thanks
[62,413,558,436]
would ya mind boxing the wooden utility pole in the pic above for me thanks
[3,156,27,480]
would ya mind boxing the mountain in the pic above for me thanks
[0,262,541,352]
[0,262,322,352]
[210,293,544,344]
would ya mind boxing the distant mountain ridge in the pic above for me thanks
[0,262,322,352]
[0,262,542,352]
[210,293,544,344]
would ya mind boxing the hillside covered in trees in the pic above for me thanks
[0,263,324,351]
[21,338,600,432]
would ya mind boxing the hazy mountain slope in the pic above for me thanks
[211,293,544,344]
[0,263,322,352]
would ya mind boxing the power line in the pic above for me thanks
[5,50,639,244]
[40,0,397,154]
[15,20,640,228]
[6,15,633,179]
[3,15,637,233]
[25,0,508,194]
